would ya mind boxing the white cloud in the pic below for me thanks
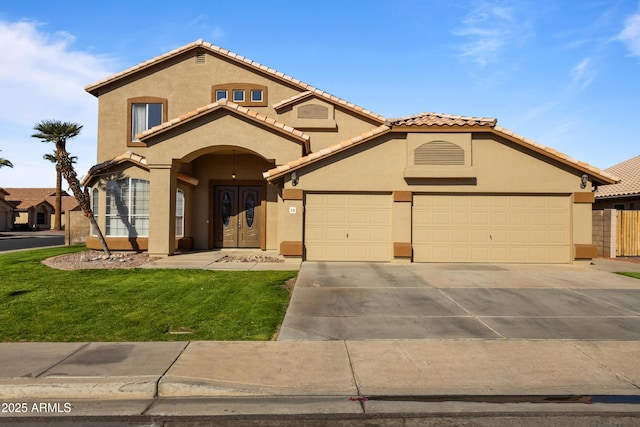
[453,1,531,66]
[0,21,115,188]
[617,13,640,56]
[570,58,596,90]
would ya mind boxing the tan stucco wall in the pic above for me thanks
[289,133,585,193]
[144,113,303,165]
[279,131,593,262]
[93,49,381,165]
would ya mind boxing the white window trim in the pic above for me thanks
[176,189,185,237]
[232,89,245,102]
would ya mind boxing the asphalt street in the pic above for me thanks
[0,231,65,252]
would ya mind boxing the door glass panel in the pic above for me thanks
[222,192,231,227]
[245,193,255,228]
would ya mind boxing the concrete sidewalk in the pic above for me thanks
[1,340,640,419]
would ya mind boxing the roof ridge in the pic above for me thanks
[86,40,387,123]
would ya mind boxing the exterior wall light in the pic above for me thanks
[291,172,299,186]
[580,174,589,189]
[232,150,236,180]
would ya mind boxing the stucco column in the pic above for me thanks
[148,163,176,257]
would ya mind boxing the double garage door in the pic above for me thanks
[304,193,570,263]
[413,194,570,263]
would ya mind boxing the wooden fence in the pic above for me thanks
[617,210,640,256]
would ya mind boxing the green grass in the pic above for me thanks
[0,246,297,342]
[617,272,640,280]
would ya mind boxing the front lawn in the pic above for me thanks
[617,272,640,280]
[0,246,297,342]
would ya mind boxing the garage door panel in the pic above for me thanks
[305,194,392,261]
[413,195,570,263]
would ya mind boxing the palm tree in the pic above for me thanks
[0,150,12,168]
[43,151,77,228]
[32,120,111,257]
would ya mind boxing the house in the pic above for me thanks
[0,188,13,231]
[81,39,618,263]
[594,154,640,210]
[3,188,78,230]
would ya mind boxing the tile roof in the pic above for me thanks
[388,112,497,127]
[86,40,386,124]
[3,188,78,212]
[263,116,619,185]
[82,151,148,185]
[137,99,310,149]
[595,154,640,198]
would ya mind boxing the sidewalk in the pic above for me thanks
[1,340,640,418]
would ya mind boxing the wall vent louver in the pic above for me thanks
[195,51,206,64]
[415,141,464,165]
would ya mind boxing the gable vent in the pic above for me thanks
[415,141,464,165]
[195,51,206,64]
[298,104,329,119]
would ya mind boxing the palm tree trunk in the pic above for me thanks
[57,148,111,257]
[53,165,62,230]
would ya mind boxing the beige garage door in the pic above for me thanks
[413,194,570,263]
[305,193,392,261]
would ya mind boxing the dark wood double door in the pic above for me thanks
[214,186,261,248]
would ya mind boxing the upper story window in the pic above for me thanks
[250,89,263,102]
[127,96,168,146]
[132,103,162,141]
[211,83,267,107]
[215,90,228,101]
[232,89,245,103]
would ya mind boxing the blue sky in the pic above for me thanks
[1,0,639,187]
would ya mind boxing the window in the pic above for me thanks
[250,89,263,102]
[91,188,99,236]
[105,178,150,237]
[176,189,185,237]
[211,84,267,106]
[131,103,163,141]
[215,90,228,101]
[232,90,245,102]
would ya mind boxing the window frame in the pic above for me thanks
[215,89,228,101]
[105,178,150,237]
[250,89,263,102]
[126,97,168,147]
[176,189,185,237]
[232,89,245,103]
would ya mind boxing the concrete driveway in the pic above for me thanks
[278,260,640,341]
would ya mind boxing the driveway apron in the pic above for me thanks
[277,261,640,340]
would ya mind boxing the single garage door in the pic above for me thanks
[413,194,570,263]
[305,193,392,261]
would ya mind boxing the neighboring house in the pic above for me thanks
[81,40,618,263]
[3,188,78,230]
[0,188,14,231]
[594,154,640,210]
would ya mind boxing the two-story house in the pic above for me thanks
[82,39,618,263]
